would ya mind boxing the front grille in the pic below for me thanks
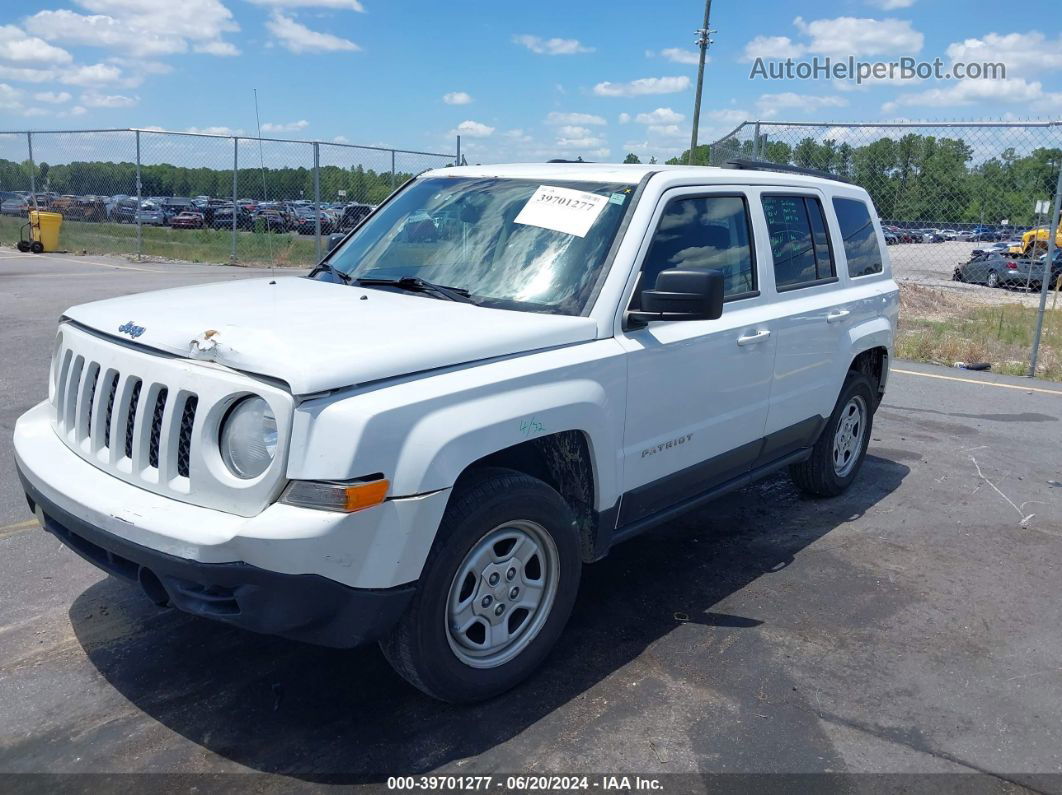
[50,323,290,516]
[54,348,198,484]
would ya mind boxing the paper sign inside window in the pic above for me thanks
[514,185,610,238]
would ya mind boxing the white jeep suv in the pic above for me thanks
[14,162,898,702]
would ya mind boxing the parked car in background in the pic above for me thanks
[134,202,165,226]
[170,211,205,229]
[883,230,898,246]
[253,207,291,233]
[294,208,334,235]
[161,198,195,224]
[211,205,253,230]
[339,202,374,231]
[953,249,1062,289]
[1,197,30,216]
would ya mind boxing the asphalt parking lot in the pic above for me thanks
[1,251,1061,787]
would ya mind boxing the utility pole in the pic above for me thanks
[687,0,714,165]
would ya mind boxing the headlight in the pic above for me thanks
[219,396,278,479]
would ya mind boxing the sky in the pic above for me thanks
[0,0,1061,164]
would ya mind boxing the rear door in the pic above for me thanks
[616,187,776,525]
[758,190,851,457]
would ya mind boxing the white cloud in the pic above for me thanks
[658,47,701,65]
[947,32,1062,78]
[793,16,923,56]
[556,135,607,149]
[443,91,472,105]
[267,11,360,54]
[80,90,138,108]
[332,135,350,144]
[24,1,239,59]
[195,40,240,56]
[69,105,87,116]
[634,107,684,125]
[0,82,23,110]
[882,78,1061,112]
[60,63,124,87]
[741,35,807,62]
[34,90,72,103]
[0,24,73,64]
[743,16,923,62]
[545,111,607,126]
[245,0,364,9]
[513,35,593,55]
[755,92,847,118]
[557,125,593,138]
[185,125,243,135]
[618,112,631,124]
[261,119,310,133]
[867,0,915,8]
[647,124,684,138]
[0,65,56,82]
[451,120,495,138]
[593,76,690,97]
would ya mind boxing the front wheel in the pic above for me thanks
[987,270,1000,288]
[789,371,875,497]
[381,467,581,703]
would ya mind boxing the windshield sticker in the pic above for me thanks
[514,185,610,238]
[609,192,627,205]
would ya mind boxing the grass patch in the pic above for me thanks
[0,215,317,267]
[897,284,1062,380]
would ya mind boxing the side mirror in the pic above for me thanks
[327,232,345,253]
[631,268,725,323]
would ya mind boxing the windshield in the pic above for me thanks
[324,176,635,315]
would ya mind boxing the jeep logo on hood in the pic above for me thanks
[117,321,146,339]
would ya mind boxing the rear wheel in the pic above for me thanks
[381,467,581,703]
[987,270,1000,288]
[789,371,875,497]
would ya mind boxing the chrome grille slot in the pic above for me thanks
[177,396,197,478]
[124,379,142,460]
[47,323,292,517]
[100,371,119,451]
[148,388,168,469]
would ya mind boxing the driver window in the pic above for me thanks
[631,194,756,310]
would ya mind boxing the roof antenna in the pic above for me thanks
[253,88,275,283]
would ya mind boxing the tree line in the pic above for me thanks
[0,159,415,205]
[625,134,1062,226]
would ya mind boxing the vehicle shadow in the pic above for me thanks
[70,454,909,779]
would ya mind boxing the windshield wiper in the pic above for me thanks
[354,276,475,303]
[309,261,352,284]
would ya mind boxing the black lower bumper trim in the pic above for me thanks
[18,464,414,648]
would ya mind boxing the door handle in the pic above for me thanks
[827,309,851,323]
[737,329,771,346]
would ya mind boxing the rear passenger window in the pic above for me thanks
[635,195,756,304]
[833,197,884,277]
[762,195,836,290]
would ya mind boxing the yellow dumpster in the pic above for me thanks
[27,210,63,253]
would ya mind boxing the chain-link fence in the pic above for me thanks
[709,119,1062,379]
[0,128,458,268]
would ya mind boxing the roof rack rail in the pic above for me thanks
[546,158,594,163]
[725,158,852,184]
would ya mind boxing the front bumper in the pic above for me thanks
[14,400,453,645]
[21,470,413,647]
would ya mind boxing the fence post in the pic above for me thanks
[1028,161,1062,377]
[390,149,396,190]
[752,122,761,159]
[313,142,321,263]
[135,129,142,261]
[26,132,37,209]
[456,135,461,166]
[231,136,238,264]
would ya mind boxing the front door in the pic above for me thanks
[616,188,776,526]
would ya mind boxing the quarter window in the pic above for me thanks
[833,197,884,277]
[762,195,836,289]
[634,195,756,307]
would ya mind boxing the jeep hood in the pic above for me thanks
[63,277,598,394]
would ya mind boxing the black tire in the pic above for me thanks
[987,270,1000,288]
[381,467,581,703]
[16,240,30,252]
[30,241,44,254]
[789,371,876,497]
